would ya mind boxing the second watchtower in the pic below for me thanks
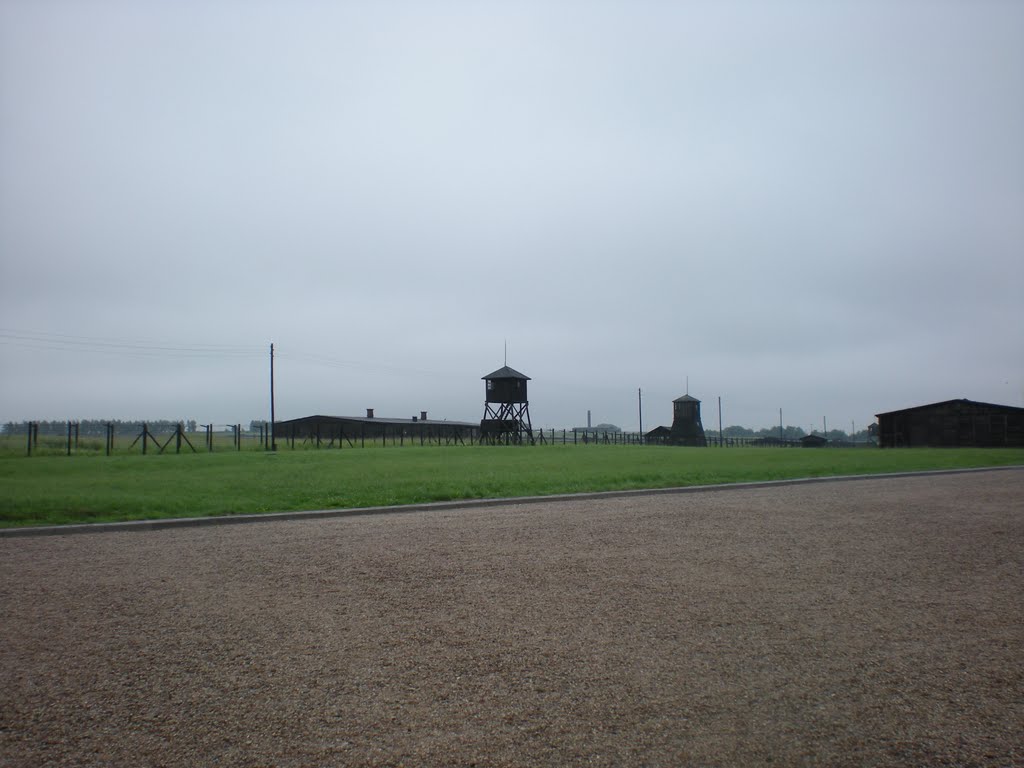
[670,393,707,446]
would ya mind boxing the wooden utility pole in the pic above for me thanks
[270,343,277,451]
[718,396,723,447]
[638,388,643,440]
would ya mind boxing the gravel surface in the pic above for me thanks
[1,470,1022,767]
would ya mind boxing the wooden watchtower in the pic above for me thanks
[480,366,534,444]
[670,394,707,446]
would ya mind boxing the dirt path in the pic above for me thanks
[2,470,1022,766]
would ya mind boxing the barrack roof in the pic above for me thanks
[274,414,479,428]
[875,398,1024,418]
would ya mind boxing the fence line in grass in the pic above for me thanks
[9,421,874,456]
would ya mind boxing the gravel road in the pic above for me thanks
[2,470,1022,767]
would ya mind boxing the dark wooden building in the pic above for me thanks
[875,399,1024,448]
[274,410,479,447]
[480,366,534,444]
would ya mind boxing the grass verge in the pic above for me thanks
[1,445,1022,528]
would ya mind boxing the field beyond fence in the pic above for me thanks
[2,445,1022,529]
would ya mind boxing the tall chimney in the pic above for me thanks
[366,408,374,419]
[587,410,592,428]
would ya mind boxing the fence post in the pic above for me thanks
[26,422,33,457]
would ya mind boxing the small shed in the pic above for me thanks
[800,434,828,448]
[644,426,672,444]
[875,398,1024,448]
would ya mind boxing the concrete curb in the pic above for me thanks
[3,465,1022,538]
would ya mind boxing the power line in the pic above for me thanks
[0,329,468,380]
[0,329,264,358]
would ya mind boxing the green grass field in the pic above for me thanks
[2,444,1022,528]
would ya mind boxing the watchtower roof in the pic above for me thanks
[673,394,700,403]
[482,366,531,381]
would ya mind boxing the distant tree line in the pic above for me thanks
[719,425,874,442]
[3,419,198,437]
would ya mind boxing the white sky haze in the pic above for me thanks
[1,0,1022,432]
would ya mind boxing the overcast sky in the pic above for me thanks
[1,0,1022,433]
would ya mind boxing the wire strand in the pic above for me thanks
[0,329,265,357]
